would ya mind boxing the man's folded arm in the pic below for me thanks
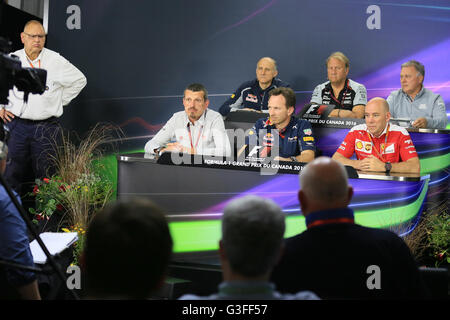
[332,152,361,170]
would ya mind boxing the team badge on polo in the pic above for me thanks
[303,128,312,136]
[384,143,395,154]
[356,140,363,151]
[355,139,372,153]
[263,133,274,144]
[246,94,258,103]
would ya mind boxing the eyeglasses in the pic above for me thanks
[24,32,46,40]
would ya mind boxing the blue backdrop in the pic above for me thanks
[47,0,450,150]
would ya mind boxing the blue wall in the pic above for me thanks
[47,0,450,149]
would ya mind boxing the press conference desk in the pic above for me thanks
[117,153,430,258]
[225,110,449,210]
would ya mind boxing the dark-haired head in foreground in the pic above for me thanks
[84,198,173,299]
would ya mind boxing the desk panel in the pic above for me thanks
[118,154,429,254]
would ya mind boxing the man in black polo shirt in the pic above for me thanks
[219,57,290,116]
[270,157,428,299]
[310,52,367,119]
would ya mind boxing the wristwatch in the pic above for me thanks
[291,156,297,162]
[385,161,392,173]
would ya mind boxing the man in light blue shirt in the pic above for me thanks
[387,60,447,129]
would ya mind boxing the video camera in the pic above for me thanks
[0,37,47,105]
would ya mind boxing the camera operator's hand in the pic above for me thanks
[0,109,15,122]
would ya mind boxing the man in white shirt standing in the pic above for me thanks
[145,83,231,157]
[0,20,87,194]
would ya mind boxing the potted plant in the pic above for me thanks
[29,123,122,265]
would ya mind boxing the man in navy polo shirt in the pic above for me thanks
[243,87,315,162]
[270,157,427,299]
[219,57,290,116]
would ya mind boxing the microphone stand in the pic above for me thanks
[0,173,80,300]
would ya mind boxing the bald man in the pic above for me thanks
[0,20,86,195]
[332,97,420,174]
[219,57,290,116]
[270,157,428,299]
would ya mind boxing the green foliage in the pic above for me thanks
[29,177,64,222]
[426,212,450,267]
[28,123,122,265]
[29,172,114,225]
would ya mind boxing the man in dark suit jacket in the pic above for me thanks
[270,157,428,299]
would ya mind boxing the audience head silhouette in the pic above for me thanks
[84,198,173,299]
[298,156,353,215]
[220,195,285,280]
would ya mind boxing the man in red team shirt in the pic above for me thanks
[332,97,420,173]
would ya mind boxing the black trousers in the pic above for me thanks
[4,117,61,195]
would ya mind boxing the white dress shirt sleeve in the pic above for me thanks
[57,56,87,106]
[144,114,177,154]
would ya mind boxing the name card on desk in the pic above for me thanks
[304,117,363,128]
[298,104,335,119]
[297,103,364,128]
[203,157,306,174]
[156,151,358,178]
[157,151,306,175]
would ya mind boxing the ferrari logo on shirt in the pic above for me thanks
[384,143,395,154]
[365,143,372,152]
